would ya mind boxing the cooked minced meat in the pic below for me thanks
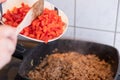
[28,52,114,80]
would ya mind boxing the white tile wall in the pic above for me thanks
[117,25,120,32]
[61,26,75,39]
[46,0,75,26]
[76,0,118,31]
[115,33,120,53]
[18,0,120,53]
[75,28,114,46]
[117,12,120,32]
[117,2,120,33]
[45,0,120,50]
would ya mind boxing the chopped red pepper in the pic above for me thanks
[3,3,65,43]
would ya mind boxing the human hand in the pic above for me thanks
[0,0,17,69]
[0,25,17,69]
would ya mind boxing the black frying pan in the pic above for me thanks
[13,39,120,80]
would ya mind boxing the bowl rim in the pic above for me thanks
[19,1,69,43]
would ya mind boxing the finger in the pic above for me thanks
[0,38,14,69]
[0,50,11,69]
[0,25,17,43]
[0,25,16,36]
[0,39,15,69]
[0,36,16,69]
[0,38,16,55]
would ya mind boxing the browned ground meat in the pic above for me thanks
[28,52,114,80]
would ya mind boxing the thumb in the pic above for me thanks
[0,25,17,44]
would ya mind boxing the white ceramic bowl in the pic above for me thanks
[2,0,69,42]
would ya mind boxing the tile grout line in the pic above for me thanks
[75,26,116,33]
[74,0,76,40]
[69,25,120,33]
[113,0,120,46]
[69,24,120,33]
[117,32,120,33]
